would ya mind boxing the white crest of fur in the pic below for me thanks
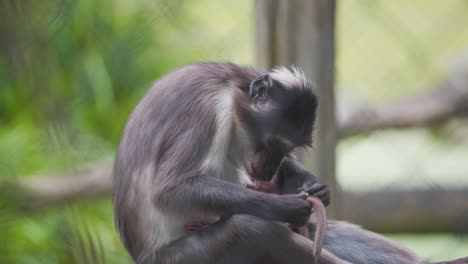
[270,65,310,89]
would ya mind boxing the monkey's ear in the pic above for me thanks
[249,74,273,100]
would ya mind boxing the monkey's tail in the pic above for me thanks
[433,257,468,264]
[307,196,327,260]
[297,196,327,264]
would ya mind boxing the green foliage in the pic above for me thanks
[0,199,132,264]
[0,1,190,263]
[1,1,165,142]
[0,0,252,262]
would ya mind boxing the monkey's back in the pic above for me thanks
[112,62,260,259]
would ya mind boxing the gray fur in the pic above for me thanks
[324,221,421,264]
[113,62,438,264]
[113,62,329,263]
[305,221,425,264]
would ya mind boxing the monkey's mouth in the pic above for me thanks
[248,151,285,182]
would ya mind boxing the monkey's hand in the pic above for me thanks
[298,181,330,207]
[277,194,313,227]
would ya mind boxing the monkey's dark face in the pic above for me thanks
[249,68,318,152]
[271,81,317,147]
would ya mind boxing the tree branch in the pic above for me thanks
[1,158,113,211]
[338,56,468,138]
[341,189,468,233]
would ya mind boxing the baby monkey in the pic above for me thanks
[247,140,329,261]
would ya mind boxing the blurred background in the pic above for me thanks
[0,0,467,263]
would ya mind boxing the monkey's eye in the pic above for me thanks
[256,86,267,99]
[295,123,308,137]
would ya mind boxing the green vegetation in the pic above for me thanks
[0,0,467,263]
[0,1,253,262]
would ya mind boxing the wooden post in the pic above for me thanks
[255,0,340,217]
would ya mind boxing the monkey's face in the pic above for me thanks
[249,69,318,151]
[272,85,317,148]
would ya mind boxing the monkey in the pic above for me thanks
[113,62,349,264]
[247,144,329,201]
[246,140,330,260]
[113,61,467,264]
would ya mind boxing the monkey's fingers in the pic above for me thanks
[297,191,309,199]
[312,188,331,207]
[298,182,327,195]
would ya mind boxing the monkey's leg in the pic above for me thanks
[306,220,424,264]
[144,214,349,264]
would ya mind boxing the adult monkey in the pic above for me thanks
[113,62,348,264]
[114,62,468,264]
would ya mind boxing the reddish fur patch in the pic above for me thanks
[184,222,210,233]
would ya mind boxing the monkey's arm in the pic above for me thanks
[276,157,330,206]
[161,175,312,227]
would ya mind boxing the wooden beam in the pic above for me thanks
[254,0,278,68]
[255,0,340,216]
[341,189,468,234]
[1,159,113,212]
